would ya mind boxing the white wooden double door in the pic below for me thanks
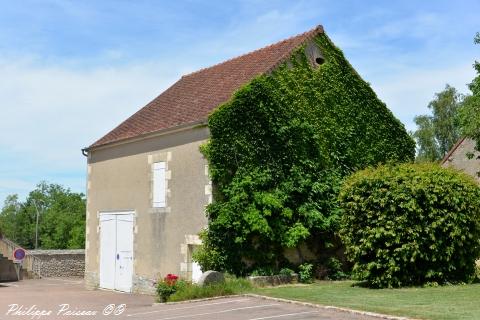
[99,212,134,292]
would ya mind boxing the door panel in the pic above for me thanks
[99,214,116,290]
[192,262,202,283]
[115,214,134,292]
[99,212,134,293]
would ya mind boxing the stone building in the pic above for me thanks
[83,24,390,294]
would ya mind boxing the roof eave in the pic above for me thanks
[84,119,208,153]
[441,137,466,164]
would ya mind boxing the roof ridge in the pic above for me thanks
[264,25,324,74]
[182,25,324,78]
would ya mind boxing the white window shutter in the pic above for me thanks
[153,162,166,207]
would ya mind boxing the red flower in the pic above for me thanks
[164,274,179,286]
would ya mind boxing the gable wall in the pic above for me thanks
[85,126,210,293]
[442,138,480,183]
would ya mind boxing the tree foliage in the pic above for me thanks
[412,115,440,162]
[0,182,86,249]
[413,85,462,162]
[194,33,415,275]
[459,32,480,156]
[340,163,480,288]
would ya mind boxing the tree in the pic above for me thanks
[0,182,86,249]
[413,85,462,162]
[459,32,480,157]
[0,195,21,239]
[413,115,440,162]
[0,194,37,248]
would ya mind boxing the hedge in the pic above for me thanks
[339,163,480,288]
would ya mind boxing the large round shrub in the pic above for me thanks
[339,163,480,288]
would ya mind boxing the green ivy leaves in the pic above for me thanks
[195,33,415,275]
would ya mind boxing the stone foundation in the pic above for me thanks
[132,275,156,295]
[84,271,99,290]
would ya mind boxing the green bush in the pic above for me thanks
[156,274,182,302]
[279,268,295,277]
[339,163,480,288]
[250,267,275,276]
[168,277,253,302]
[326,257,349,280]
[298,263,314,283]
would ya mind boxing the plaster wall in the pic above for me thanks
[85,127,210,293]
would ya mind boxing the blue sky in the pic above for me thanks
[0,0,479,204]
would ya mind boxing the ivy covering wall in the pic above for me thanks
[195,33,415,275]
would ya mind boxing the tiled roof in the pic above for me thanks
[90,25,324,149]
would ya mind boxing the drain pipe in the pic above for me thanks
[81,148,88,157]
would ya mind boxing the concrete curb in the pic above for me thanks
[154,293,417,319]
[244,294,417,320]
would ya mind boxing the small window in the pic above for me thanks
[153,162,166,208]
[315,56,325,65]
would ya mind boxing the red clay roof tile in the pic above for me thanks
[90,25,324,149]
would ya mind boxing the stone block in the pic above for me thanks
[198,270,224,286]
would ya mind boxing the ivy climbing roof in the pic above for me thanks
[90,25,324,149]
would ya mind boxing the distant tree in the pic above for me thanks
[0,182,86,249]
[459,32,480,159]
[0,195,22,239]
[413,85,463,162]
[0,194,36,248]
[413,115,440,162]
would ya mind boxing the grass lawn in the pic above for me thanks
[256,281,480,320]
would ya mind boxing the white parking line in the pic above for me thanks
[155,304,280,320]
[248,311,319,320]
[127,298,250,317]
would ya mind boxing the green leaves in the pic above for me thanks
[340,163,480,288]
[195,33,414,275]
[458,32,480,173]
[0,182,86,249]
[283,223,310,248]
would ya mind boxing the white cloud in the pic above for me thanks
[0,57,184,202]
[367,12,444,40]
[372,63,475,131]
[0,58,181,162]
[0,179,33,194]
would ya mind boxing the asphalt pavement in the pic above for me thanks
[0,278,390,320]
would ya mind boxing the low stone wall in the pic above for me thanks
[0,257,19,281]
[28,250,85,278]
[248,274,299,287]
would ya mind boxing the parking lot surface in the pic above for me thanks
[0,279,384,320]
